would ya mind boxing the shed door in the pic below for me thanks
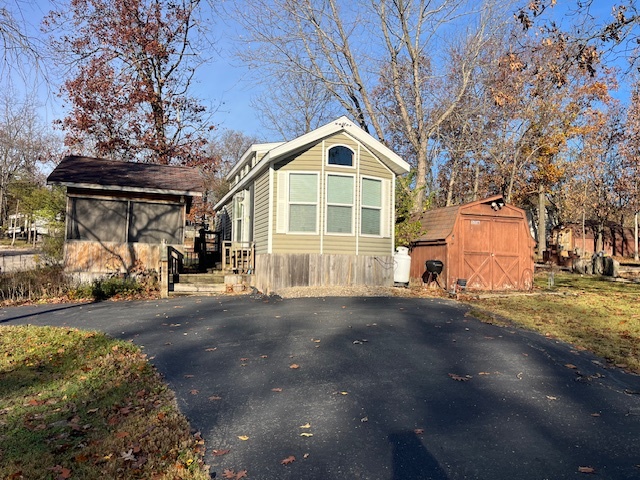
[462,217,520,290]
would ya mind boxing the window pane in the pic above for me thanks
[361,207,381,235]
[328,146,353,166]
[290,173,317,202]
[289,204,316,232]
[327,175,353,204]
[362,178,381,207]
[327,205,352,234]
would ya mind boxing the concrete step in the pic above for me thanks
[178,273,225,284]
[170,283,227,295]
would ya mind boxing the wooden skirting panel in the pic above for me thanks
[255,253,394,293]
[64,241,161,275]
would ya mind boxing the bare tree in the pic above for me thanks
[0,91,58,229]
[250,69,341,140]
[229,0,512,214]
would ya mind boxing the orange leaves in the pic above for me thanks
[223,469,248,479]
[448,373,472,382]
[212,449,230,456]
[281,455,296,465]
[578,466,596,474]
[289,364,300,369]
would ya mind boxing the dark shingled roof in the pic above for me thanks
[47,156,204,196]
[413,205,460,243]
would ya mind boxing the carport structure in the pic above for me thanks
[409,195,536,291]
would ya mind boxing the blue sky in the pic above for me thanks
[5,0,637,144]
[8,0,264,137]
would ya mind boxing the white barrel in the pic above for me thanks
[393,246,411,285]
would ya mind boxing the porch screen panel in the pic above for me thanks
[129,202,183,244]
[67,197,127,242]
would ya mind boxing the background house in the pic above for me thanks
[214,116,410,293]
[47,155,203,281]
[410,196,535,291]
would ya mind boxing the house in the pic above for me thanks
[550,222,638,260]
[213,116,410,293]
[409,195,535,291]
[47,155,204,281]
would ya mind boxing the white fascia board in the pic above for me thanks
[225,142,285,181]
[52,181,203,197]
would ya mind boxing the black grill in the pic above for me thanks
[424,260,444,288]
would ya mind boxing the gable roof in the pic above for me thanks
[214,116,410,210]
[47,155,204,197]
[413,195,507,243]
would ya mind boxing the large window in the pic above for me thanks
[326,174,354,234]
[361,178,382,236]
[327,145,353,167]
[288,173,318,233]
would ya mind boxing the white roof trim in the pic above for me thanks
[214,116,410,210]
[55,181,203,197]
[225,142,285,181]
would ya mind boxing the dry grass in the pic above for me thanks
[0,326,209,479]
[467,273,640,373]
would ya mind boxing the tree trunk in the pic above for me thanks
[537,184,546,259]
[445,155,459,207]
[473,161,480,202]
[635,212,639,261]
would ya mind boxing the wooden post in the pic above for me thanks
[160,240,169,298]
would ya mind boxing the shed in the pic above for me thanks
[409,195,535,291]
[47,155,204,281]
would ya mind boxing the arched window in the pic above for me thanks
[327,145,353,167]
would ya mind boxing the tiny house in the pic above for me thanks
[214,116,410,292]
[410,196,535,291]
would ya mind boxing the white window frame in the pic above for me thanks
[326,144,355,169]
[325,173,355,236]
[278,171,319,235]
[360,175,385,238]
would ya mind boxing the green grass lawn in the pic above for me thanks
[467,273,640,373]
[0,326,210,479]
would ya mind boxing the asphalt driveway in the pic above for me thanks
[1,294,639,479]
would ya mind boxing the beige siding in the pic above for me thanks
[359,236,392,256]
[253,170,270,254]
[270,131,396,256]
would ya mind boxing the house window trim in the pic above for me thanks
[287,171,319,235]
[325,172,355,236]
[326,144,355,169]
[360,175,384,238]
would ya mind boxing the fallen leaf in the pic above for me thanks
[209,395,222,401]
[565,364,578,370]
[414,428,425,435]
[271,388,283,392]
[300,423,311,429]
[212,449,230,456]
[240,358,249,361]
[303,453,310,459]
[448,373,471,382]
[116,431,129,438]
[281,455,296,465]
[360,416,368,422]
[546,396,557,401]
[300,432,313,437]
[290,364,300,369]
[340,391,348,395]
[205,347,217,352]
[190,389,199,395]
[260,355,268,358]
[184,374,194,378]
[121,449,136,461]
[222,469,237,479]
[578,466,595,474]
[238,435,250,441]
[591,413,601,417]
[74,454,88,463]
[236,470,248,479]
[478,372,491,375]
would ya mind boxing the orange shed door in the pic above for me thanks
[461,217,522,290]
